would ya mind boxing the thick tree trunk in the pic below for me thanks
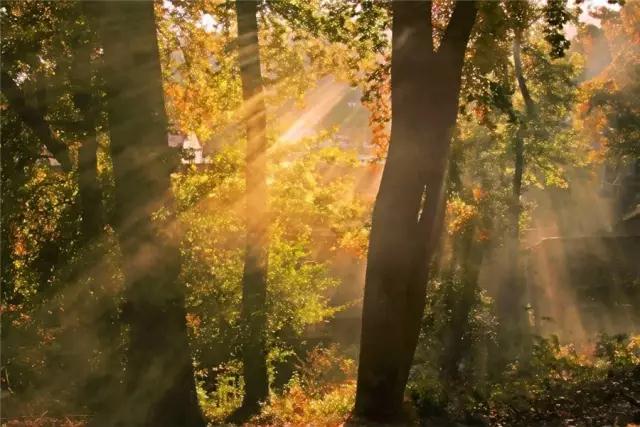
[95,2,204,426]
[354,1,477,422]
[234,0,270,416]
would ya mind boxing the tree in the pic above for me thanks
[92,2,204,425]
[234,0,270,418]
[0,3,124,416]
[354,1,478,422]
[492,26,537,367]
[433,3,582,380]
[1,1,104,244]
[155,1,365,421]
[68,17,103,243]
[580,0,640,160]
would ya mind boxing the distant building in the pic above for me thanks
[168,132,210,165]
[39,147,62,169]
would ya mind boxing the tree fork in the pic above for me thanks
[354,1,477,422]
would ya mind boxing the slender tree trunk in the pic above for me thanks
[439,157,492,383]
[70,30,103,243]
[234,0,270,416]
[495,35,536,364]
[354,1,477,422]
[440,232,485,382]
[513,36,536,118]
[510,34,535,244]
[94,2,204,426]
[510,34,533,243]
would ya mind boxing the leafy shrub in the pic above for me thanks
[254,345,356,426]
[410,272,497,420]
[196,360,244,422]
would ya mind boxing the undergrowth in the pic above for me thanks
[412,333,640,426]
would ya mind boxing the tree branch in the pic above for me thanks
[393,0,433,55]
[1,71,72,171]
[437,0,478,71]
[513,34,536,117]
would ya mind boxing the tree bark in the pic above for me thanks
[94,2,204,426]
[234,0,270,417]
[354,1,477,422]
[510,35,533,238]
[69,24,103,243]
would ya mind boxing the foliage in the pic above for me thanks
[196,359,245,422]
[579,0,640,160]
[173,132,367,416]
[2,0,639,425]
[253,345,356,426]
[411,333,640,426]
[486,334,640,425]
[410,273,497,417]
[156,0,354,141]
[2,0,369,420]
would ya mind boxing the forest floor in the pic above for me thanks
[485,366,640,426]
[419,365,640,426]
[3,367,639,427]
[3,338,640,426]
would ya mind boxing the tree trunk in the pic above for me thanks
[440,232,485,383]
[510,34,535,246]
[234,0,270,417]
[69,28,103,243]
[495,34,536,365]
[354,1,477,422]
[510,34,533,245]
[94,2,204,426]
